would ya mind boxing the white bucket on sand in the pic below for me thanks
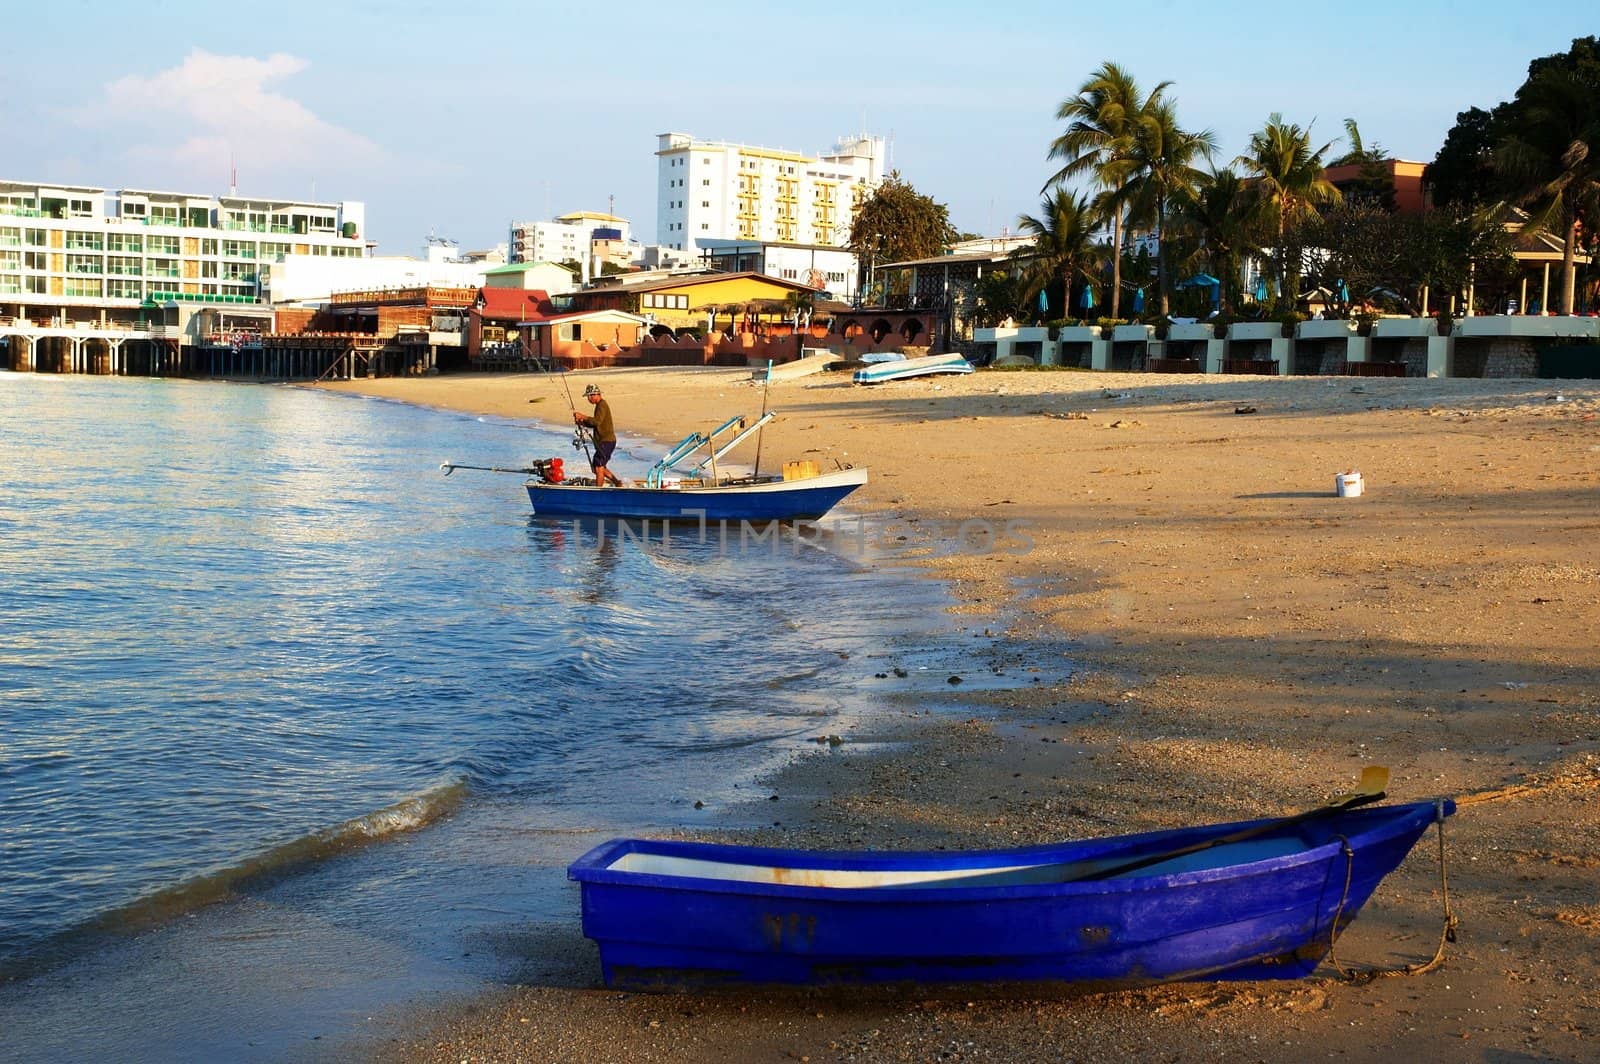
[1335,471,1364,498]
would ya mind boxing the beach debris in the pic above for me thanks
[812,734,845,746]
[874,672,888,678]
[947,675,963,685]
[1234,405,1257,415]
[1046,411,1090,420]
[1107,419,1142,429]
[1103,390,1132,399]
[892,667,908,678]
[694,800,705,809]
[1350,385,1367,394]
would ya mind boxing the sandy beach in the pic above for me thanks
[318,367,1600,1063]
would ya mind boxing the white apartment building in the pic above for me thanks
[508,211,632,266]
[655,132,885,254]
[261,243,491,304]
[0,179,366,321]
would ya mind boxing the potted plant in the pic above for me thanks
[1435,307,1455,336]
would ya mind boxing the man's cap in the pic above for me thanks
[584,384,602,397]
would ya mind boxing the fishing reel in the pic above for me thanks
[529,457,566,483]
[572,426,591,451]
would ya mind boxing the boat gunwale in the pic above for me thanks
[525,466,868,498]
[568,799,1452,903]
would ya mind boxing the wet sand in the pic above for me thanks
[318,367,1600,1063]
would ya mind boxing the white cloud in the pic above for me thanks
[76,50,383,182]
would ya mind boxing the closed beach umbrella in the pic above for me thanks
[1038,288,1049,315]
[1253,276,1268,304]
[1080,285,1095,312]
[1132,287,1145,315]
[1336,278,1350,303]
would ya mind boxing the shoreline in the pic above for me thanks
[317,368,1600,1063]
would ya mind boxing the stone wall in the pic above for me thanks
[1398,338,1429,377]
[1485,339,1538,378]
[1294,338,1345,375]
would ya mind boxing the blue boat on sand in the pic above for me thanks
[852,351,973,385]
[568,794,1454,990]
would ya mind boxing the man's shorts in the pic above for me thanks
[591,440,616,469]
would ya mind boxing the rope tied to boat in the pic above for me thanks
[1327,799,1458,983]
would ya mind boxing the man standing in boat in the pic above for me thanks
[574,384,623,487]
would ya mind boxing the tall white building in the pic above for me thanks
[655,132,885,254]
[508,211,632,265]
[0,179,366,320]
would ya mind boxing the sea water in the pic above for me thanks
[0,375,953,1060]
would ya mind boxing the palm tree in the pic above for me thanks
[1044,63,1163,319]
[1016,190,1102,320]
[1171,168,1260,313]
[1123,99,1217,315]
[1495,66,1600,314]
[1236,114,1342,305]
[1330,118,1389,167]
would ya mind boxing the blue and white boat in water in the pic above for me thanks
[444,410,867,522]
[569,770,1456,990]
[525,466,867,522]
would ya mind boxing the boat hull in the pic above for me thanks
[568,800,1452,990]
[852,352,973,384]
[526,467,867,521]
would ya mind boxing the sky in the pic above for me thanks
[4,0,1594,255]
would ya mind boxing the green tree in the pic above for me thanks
[1236,114,1342,306]
[972,268,1025,328]
[1427,107,1504,209]
[1495,63,1600,313]
[1330,118,1388,167]
[1015,190,1103,319]
[1123,98,1217,315]
[1331,118,1396,210]
[847,172,958,300]
[1170,168,1258,313]
[1044,62,1162,319]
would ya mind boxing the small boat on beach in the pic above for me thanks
[852,351,973,385]
[443,410,866,522]
[568,774,1453,990]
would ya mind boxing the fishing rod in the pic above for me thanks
[441,459,564,477]
[752,360,772,479]
[549,362,592,463]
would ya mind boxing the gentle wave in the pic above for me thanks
[0,778,467,981]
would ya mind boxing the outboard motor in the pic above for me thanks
[529,457,565,483]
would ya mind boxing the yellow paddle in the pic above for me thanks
[1057,765,1391,883]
